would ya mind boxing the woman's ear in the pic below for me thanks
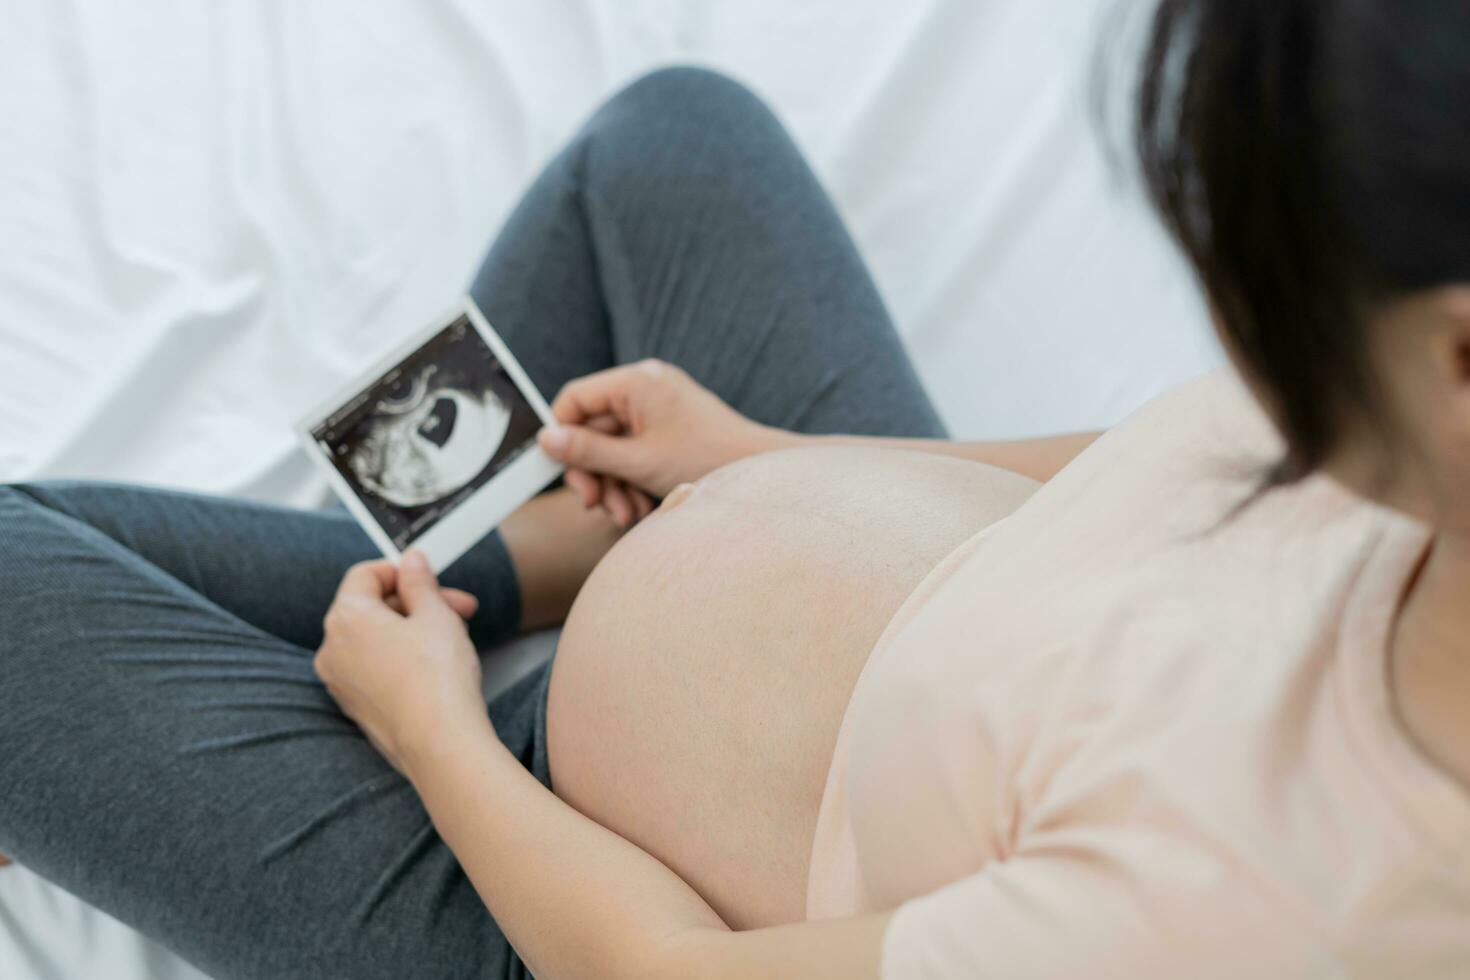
[1346,286,1470,521]
[1417,287,1470,499]
[1431,286,1470,403]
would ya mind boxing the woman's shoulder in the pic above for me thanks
[1079,368,1283,486]
[998,368,1292,562]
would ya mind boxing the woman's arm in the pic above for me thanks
[408,720,889,980]
[535,360,1102,523]
[313,554,889,980]
[782,430,1102,484]
[497,485,624,630]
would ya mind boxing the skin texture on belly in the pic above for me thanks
[547,446,1037,929]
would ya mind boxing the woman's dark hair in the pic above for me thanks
[1133,0,1470,483]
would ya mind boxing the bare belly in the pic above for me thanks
[547,447,1037,928]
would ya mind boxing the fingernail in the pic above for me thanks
[539,425,570,455]
[403,550,429,571]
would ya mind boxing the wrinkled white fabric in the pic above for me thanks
[0,1,1220,977]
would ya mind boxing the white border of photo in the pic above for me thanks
[295,297,564,574]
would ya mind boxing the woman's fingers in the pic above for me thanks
[584,413,623,436]
[538,423,649,486]
[605,479,655,527]
[601,477,636,528]
[550,413,638,513]
[550,358,685,425]
[631,488,655,521]
[384,589,478,620]
[564,467,603,509]
[396,551,448,617]
[550,364,647,425]
[566,465,649,527]
[338,552,474,621]
[440,588,479,620]
[334,559,396,604]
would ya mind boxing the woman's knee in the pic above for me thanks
[0,483,40,546]
[602,65,773,127]
[0,482,78,562]
[0,482,131,600]
[574,65,798,197]
[0,480,77,519]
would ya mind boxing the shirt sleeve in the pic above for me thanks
[881,846,1321,980]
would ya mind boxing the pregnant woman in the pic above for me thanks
[3,2,1469,976]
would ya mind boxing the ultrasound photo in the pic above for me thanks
[299,302,562,571]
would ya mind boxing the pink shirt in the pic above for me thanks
[807,372,1470,978]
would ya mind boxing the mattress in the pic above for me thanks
[0,1,1220,977]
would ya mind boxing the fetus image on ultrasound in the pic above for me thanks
[349,363,509,507]
[310,316,542,549]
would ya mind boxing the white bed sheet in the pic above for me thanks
[0,1,1220,977]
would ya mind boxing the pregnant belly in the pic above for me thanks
[547,446,1036,928]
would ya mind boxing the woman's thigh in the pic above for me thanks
[473,66,947,442]
[9,480,523,652]
[0,484,541,979]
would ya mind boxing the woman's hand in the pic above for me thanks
[314,554,491,776]
[536,360,789,527]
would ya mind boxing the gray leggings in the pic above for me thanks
[0,67,944,980]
